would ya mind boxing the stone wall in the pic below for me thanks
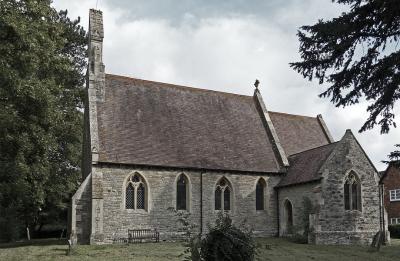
[70,173,92,244]
[201,172,281,237]
[316,131,381,245]
[94,165,279,243]
[279,182,320,236]
[277,182,321,236]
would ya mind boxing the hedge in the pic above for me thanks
[388,224,400,239]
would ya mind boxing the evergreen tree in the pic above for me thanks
[0,0,86,240]
[290,0,399,161]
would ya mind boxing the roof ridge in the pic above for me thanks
[288,141,338,158]
[105,73,253,99]
[269,110,318,119]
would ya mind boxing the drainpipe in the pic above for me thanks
[200,171,203,236]
[380,184,386,242]
[276,187,280,237]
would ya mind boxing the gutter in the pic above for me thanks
[200,171,203,236]
[276,187,280,237]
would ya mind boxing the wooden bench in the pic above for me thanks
[128,229,160,243]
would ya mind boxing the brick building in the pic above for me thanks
[69,9,386,245]
[380,162,400,225]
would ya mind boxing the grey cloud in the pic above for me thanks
[52,0,398,170]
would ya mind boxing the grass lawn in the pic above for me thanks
[0,238,399,261]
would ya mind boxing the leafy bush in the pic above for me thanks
[389,224,400,239]
[200,213,256,261]
[168,207,200,261]
[0,205,23,242]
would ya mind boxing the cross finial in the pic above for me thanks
[254,79,260,89]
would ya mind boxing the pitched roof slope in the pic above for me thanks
[96,74,281,172]
[269,112,331,156]
[277,142,338,187]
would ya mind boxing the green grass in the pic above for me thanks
[0,238,399,261]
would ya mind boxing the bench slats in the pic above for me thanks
[127,229,159,243]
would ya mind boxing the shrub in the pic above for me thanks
[200,213,256,261]
[389,224,400,239]
[0,205,23,242]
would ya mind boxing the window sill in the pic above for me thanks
[125,209,148,214]
[214,210,232,213]
[389,199,400,202]
[176,209,191,213]
[344,210,362,216]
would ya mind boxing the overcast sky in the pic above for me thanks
[53,0,399,170]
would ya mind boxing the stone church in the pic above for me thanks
[70,9,386,245]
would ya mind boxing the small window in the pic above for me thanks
[215,177,232,211]
[390,189,400,201]
[177,174,189,210]
[125,173,147,210]
[344,171,361,211]
[391,218,400,224]
[256,179,266,210]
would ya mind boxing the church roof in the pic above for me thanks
[277,142,338,187]
[96,74,332,173]
[269,112,331,156]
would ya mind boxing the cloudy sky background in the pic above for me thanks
[53,0,399,170]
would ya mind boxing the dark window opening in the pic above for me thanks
[177,175,187,210]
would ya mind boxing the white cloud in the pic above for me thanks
[52,0,399,170]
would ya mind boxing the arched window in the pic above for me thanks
[256,178,266,210]
[125,173,147,210]
[283,199,293,234]
[176,174,189,210]
[215,177,232,211]
[344,171,361,211]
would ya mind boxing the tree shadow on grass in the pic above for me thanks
[0,238,67,249]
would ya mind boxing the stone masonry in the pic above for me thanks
[69,9,386,246]
[315,130,381,244]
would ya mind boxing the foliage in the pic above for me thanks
[387,145,400,165]
[168,207,201,261]
[388,224,400,239]
[290,0,400,158]
[0,0,86,241]
[200,213,256,261]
